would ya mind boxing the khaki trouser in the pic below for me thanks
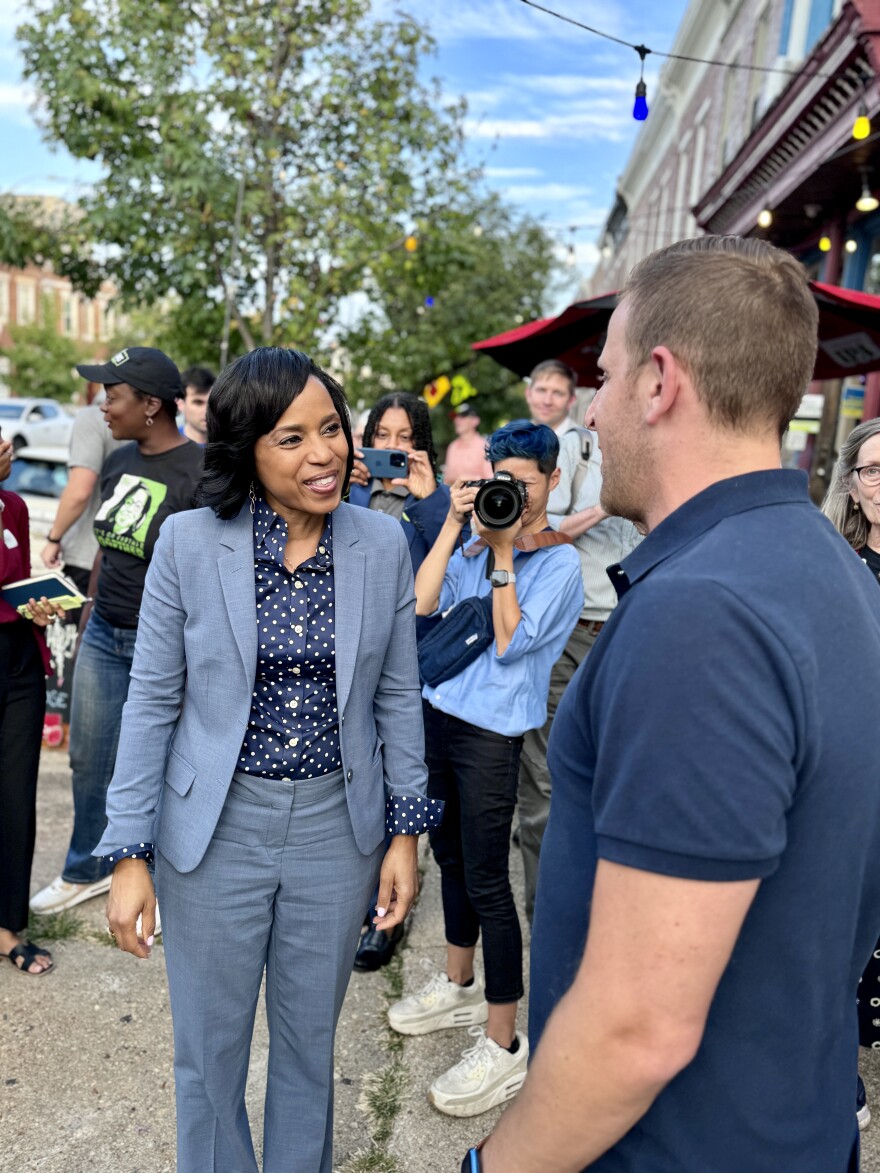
[517,621,600,925]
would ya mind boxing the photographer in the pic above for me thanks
[387,420,582,1118]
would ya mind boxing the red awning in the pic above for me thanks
[472,284,880,384]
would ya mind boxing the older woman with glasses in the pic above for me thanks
[823,415,880,1131]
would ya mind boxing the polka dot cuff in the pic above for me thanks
[106,843,155,865]
[387,796,444,836]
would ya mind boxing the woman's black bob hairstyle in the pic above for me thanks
[197,347,354,519]
[362,391,439,475]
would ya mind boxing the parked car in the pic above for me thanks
[0,398,74,451]
[3,446,69,567]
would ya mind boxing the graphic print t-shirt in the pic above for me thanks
[93,441,203,628]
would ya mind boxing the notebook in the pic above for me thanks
[2,571,88,618]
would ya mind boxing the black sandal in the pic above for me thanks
[1,941,54,976]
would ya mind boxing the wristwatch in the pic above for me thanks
[489,569,516,589]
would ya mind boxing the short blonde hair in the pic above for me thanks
[822,417,880,549]
[622,236,818,436]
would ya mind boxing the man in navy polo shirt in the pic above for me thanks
[469,236,880,1173]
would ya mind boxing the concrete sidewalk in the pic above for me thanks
[2,752,879,1171]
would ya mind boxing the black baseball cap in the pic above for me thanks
[76,347,183,402]
[452,403,479,418]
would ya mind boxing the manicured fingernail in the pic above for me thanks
[147,935,155,947]
[376,907,386,918]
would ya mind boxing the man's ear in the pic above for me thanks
[548,465,562,492]
[644,346,684,425]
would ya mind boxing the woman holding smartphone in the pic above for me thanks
[348,391,453,970]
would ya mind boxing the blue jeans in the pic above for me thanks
[63,610,137,883]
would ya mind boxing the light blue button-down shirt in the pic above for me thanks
[422,535,583,737]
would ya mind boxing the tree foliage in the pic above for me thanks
[18,0,469,354]
[0,196,102,297]
[338,193,557,434]
[0,296,85,402]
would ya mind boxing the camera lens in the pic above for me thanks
[474,482,522,528]
[392,452,406,467]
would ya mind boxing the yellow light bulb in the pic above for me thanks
[818,235,832,252]
[757,209,773,229]
[853,111,871,141]
[404,235,418,252]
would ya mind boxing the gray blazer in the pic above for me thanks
[95,501,429,873]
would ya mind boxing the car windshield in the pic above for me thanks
[0,404,25,419]
[4,458,68,498]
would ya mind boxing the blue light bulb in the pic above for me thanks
[425,296,435,308]
[633,80,649,122]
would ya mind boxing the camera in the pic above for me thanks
[463,471,528,529]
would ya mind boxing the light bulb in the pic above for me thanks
[757,209,773,229]
[853,102,871,140]
[633,80,648,122]
[404,235,418,252]
[856,180,879,213]
[818,235,832,252]
[845,238,858,254]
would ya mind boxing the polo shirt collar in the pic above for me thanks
[610,469,810,597]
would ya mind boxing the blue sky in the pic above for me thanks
[0,0,689,303]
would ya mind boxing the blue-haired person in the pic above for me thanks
[387,420,583,1117]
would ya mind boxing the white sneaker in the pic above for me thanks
[428,1026,529,1117]
[29,874,112,913]
[388,960,489,1036]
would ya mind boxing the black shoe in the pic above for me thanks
[353,923,405,972]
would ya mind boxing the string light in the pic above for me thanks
[404,235,418,252]
[757,208,773,228]
[633,46,649,121]
[856,174,879,212]
[519,0,840,80]
[819,235,832,252]
[853,101,871,140]
[845,238,859,253]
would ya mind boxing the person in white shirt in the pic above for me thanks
[524,359,579,438]
[520,357,642,924]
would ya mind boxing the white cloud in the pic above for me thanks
[464,108,628,142]
[485,166,543,178]
[513,74,639,97]
[501,182,586,202]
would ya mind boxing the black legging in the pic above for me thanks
[0,621,46,933]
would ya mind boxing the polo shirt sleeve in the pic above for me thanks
[546,430,581,527]
[591,578,803,881]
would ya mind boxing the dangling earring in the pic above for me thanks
[145,414,154,428]
[249,482,257,515]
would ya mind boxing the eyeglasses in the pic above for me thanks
[854,465,880,486]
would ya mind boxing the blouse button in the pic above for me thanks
[319,546,326,554]
[293,667,301,675]
[294,580,303,589]
[288,737,299,748]
[294,624,303,635]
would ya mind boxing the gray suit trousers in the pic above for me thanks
[156,767,383,1173]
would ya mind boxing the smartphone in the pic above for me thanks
[359,447,408,480]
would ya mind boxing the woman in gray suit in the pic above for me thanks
[98,348,441,1173]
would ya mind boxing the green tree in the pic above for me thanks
[0,296,84,402]
[0,196,102,297]
[18,0,467,355]
[338,193,557,436]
